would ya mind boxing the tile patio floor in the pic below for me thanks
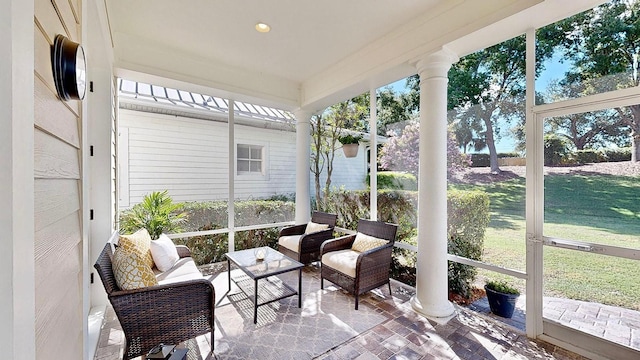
[94,264,588,360]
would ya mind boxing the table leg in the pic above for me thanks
[254,278,259,324]
[227,259,231,292]
[298,268,302,308]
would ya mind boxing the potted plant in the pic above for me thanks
[119,190,186,239]
[338,134,362,158]
[484,280,520,318]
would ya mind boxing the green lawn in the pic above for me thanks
[450,174,640,310]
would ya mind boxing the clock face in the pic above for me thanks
[75,45,87,100]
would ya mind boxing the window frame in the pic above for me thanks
[235,141,269,180]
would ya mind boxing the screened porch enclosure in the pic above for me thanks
[102,1,639,360]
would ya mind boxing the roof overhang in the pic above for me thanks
[105,0,607,113]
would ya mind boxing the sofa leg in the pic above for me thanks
[388,281,392,296]
[355,295,359,310]
[320,277,324,289]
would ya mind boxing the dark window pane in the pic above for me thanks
[237,160,249,172]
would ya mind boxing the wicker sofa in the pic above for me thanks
[94,235,215,360]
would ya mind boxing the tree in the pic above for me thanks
[543,79,630,150]
[310,95,368,210]
[379,121,470,179]
[549,0,640,161]
[377,87,415,135]
[405,37,533,173]
[449,38,528,173]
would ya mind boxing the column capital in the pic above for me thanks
[293,109,313,124]
[414,47,459,80]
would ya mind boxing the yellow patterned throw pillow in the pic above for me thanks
[351,232,388,253]
[112,248,158,290]
[118,228,154,269]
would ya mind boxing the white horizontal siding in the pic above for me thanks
[119,109,367,209]
[318,145,368,191]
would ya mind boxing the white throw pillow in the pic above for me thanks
[305,221,329,234]
[150,233,180,272]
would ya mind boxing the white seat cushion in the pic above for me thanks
[321,249,359,278]
[155,257,204,285]
[278,234,302,252]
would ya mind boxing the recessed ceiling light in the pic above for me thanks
[255,22,271,33]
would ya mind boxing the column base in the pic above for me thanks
[410,295,456,325]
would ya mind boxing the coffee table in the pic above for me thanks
[225,247,303,324]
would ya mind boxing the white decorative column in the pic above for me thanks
[294,110,312,224]
[410,48,458,321]
[369,88,378,221]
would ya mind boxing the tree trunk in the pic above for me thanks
[314,171,322,211]
[482,113,501,173]
[630,105,640,162]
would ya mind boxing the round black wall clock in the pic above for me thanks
[51,34,87,101]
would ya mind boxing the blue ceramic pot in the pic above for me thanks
[485,285,519,318]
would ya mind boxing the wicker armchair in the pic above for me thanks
[94,244,215,360]
[278,211,338,264]
[320,219,398,310]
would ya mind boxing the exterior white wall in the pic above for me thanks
[1,1,36,359]
[118,109,367,208]
[32,0,85,358]
[314,144,368,194]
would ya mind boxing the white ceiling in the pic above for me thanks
[105,0,606,112]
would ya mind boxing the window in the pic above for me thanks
[237,144,264,175]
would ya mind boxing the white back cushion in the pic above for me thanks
[150,233,180,272]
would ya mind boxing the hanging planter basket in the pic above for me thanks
[342,143,359,158]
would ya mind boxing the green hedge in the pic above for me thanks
[120,199,295,265]
[470,153,490,167]
[602,147,632,162]
[126,190,490,298]
[366,171,418,190]
[562,147,632,165]
[574,149,606,164]
[447,189,490,297]
[176,200,295,232]
[470,153,522,167]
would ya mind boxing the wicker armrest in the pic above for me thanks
[175,245,192,258]
[299,228,335,253]
[356,242,394,272]
[279,224,307,237]
[320,234,356,255]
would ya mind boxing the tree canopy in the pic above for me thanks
[379,121,470,180]
[542,0,640,161]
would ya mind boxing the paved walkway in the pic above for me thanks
[470,295,640,351]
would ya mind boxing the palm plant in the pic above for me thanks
[120,190,186,239]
